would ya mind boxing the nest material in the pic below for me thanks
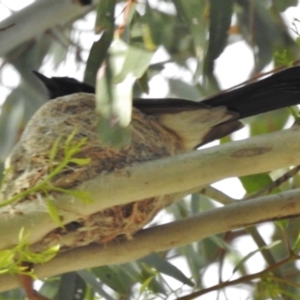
[1,93,184,252]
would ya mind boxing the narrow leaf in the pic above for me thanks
[95,0,116,33]
[232,241,281,275]
[140,254,194,287]
[77,270,114,300]
[69,158,91,166]
[49,136,62,164]
[46,196,63,227]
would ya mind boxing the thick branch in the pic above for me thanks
[0,126,300,249]
[0,126,300,250]
[0,0,93,57]
[0,188,300,292]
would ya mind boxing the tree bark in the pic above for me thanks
[0,125,300,250]
[0,187,300,292]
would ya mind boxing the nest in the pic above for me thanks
[1,93,184,252]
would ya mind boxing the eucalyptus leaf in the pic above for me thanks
[232,241,281,275]
[236,0,281,70]
[0,93,24,161]
[57,272,86,300]
[77,270,114,300]
[272,0,298,12]
[46,196,63,227]
[92,266,131,295]
[39,279,60,300]
[203,0,233,75]
[95,0,116,33]
[0,288,25,300]
[84,31,113,86]
[95,37,154,148]
[240,173,279,195]
[140,254,194,287]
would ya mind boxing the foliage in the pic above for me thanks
[0,131,92,228]
[0,228,59,277]
[0,0,300,299]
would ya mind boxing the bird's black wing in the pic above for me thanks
[33,67,300,120]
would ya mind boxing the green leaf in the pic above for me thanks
[49,136,62,164]
[274,49,294,67]
[203,0,233,75]
[140,254,194,287]
[94,0,116,33]
[97,40,134,127]
[140,275,155,294]
[249,109,290,137]
[236,0,280,70]
[57,272,86,300]
[92,266,131,295]
[0,95,24,160]
[96,53,131,148]
[179,244,202,284]
[69,157,91,166]
[169,79,203,100]
[68,190,93,203]
[95,37,154,148]
[139,263,166,295]
[64,130,78,153]
[209,235,231,251]
[38,279,60,300]
[114,44,154,81]
[174,0,209,59]
[232,241,281,275]
[0,229,59,276]
[77,270,114,300]
[143,2,177,51]
[48,26,71,68]
[84,31,113,86]
[272,0,298,12]
[46,196,63,227]
[0,288,25,300]
[0,251,15,273]
[292,231,300,251]
[240,173,279,195]
[34,248,59,265]
[97,118,132,149]
[275,219,290,232]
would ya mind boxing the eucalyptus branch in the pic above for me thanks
[1,188,300,292]
[1,126,300,251]
[202,185,285,279]
[176,253,299,300]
